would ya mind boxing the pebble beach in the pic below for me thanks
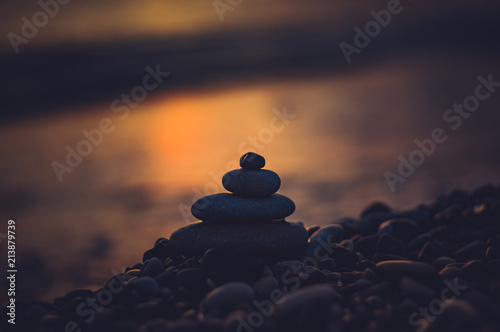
[3,153,500,332]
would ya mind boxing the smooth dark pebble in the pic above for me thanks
[125,269,141,278]
[131,262,143,270]
[301,224,344,259]
[361,268,380,282]
[141,257,164,277]
[355,234,380,257]
[143,239,178,262]
[239,152,265,169]
[306,225,320,238]
[373,253,408,262]
[128,277,160,296]
[339,239,355,251]
[376,260,437,281]
[273,284,341,331]
[360,202,392,217]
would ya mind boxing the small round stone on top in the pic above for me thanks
[240,152,265,170]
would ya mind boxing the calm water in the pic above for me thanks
[1,55,500,303]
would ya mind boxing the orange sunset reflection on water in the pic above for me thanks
[144,89,271,187]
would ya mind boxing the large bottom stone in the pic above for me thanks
[170,221,308,260]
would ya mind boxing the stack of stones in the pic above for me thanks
[170,152,308,261]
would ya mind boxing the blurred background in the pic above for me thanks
[0,0,500,304]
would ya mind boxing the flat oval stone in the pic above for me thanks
[240,152,265,169]
[170,221,308,260]
[191,193,295,222]
[222,169,280,197]
[201,282,255,314]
